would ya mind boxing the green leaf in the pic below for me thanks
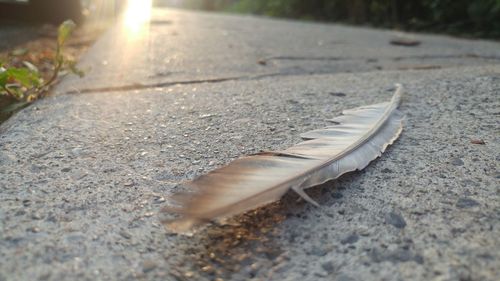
[67,60,85,78]
[5,68,41,88]
[58,20,76,47]
[0,69,7,87]
[3,85,24,99]
[6,68,32,87]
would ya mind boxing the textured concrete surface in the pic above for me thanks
[1,7,499,281]
[57,8,500,92]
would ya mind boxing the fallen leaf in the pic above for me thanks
[470,139,486,145]
[397,65,441,70]
[390,37,421,47]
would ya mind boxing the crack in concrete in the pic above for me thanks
[264,53,500,62]
[65,76,245,94]
[64,53,500,95]
[65,72,298,95]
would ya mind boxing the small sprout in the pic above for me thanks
[67,60,85,78]
[57,20,76,47]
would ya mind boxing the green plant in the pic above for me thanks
[0,20,83,115]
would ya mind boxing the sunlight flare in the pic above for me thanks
[123,0,152,36]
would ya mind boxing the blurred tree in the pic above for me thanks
[0,0,83,24]
[159,0,500,38]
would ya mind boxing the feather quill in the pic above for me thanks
[162,85,405,232]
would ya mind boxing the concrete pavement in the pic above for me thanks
[1,7,499,281]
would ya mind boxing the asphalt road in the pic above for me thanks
[1,7,499,281]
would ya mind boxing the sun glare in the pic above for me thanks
[123,0,152,36]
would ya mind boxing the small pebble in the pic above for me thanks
[154,196,166,204]
[31,213,43,220]
[142,260,157,273]
[450,158,464,166]
[201,265,214,274]
[321,260,335,274]
[385,212,406,229]
[143,212,154,217]
[341,234,359,244]
[28,227,40,233]
[71,147,85,156]
[119,230,132,239]
[470,139,485,145]
[124,181,134,187]
[456,198,479,208]
[358,226,370,236]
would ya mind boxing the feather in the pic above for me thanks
[162,84,405,233]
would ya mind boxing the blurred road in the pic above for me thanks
[0,22,39,51]
[1,7,499,281]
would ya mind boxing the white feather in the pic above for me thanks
[162,85,405,233]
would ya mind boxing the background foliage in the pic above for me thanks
[165,0,500,38]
